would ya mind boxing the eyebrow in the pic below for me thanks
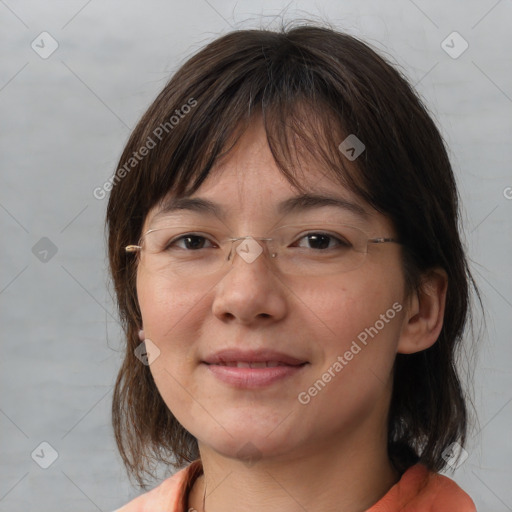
[154,193,369,221]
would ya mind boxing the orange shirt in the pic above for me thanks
[114,459,476,511]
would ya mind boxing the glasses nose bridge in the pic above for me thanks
[226,235,277,265]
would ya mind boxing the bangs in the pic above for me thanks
[170,98,367,205]
[130,35,386,222]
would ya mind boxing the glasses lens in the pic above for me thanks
[140,226,229,279]
[267,223,367,276]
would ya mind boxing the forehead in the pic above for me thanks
[148,156,370,223]
[144,113,382,230]
[150,192,370,223]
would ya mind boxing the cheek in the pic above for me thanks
[291,274,405,430]
[136,269,213,404]
[136,271,200,382]
[137,269,204,339]
[294,264,405,346]
[293,268,406,416]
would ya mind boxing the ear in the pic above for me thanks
[397,268,448,354]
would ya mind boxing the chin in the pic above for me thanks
[193,419,299,463]
[202,436,294,464]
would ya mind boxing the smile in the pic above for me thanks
[203,361,308,388]
[209,361,296,368]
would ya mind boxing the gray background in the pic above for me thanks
[1,1,511,510]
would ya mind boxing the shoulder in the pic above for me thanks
[369,464,476,511]
[113,460,203,512]
[418,466,476,511]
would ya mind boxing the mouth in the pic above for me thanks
[202,349,308,388]
[203,348,307,366]
[207,361,305,368]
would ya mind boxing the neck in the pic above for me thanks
[188,422,400,512]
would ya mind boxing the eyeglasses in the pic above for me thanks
[125,223,401,279]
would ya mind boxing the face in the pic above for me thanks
[136,116,411,463]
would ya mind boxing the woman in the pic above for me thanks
[108,23,479,511]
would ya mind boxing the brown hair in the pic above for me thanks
[107,22,480,488]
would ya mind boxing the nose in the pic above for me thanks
[211,237,288,325]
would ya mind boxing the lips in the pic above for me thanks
[202,349,308,388]
[203,349,307,367]
[210,361,289,368]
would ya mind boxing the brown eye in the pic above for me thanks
[166,234,216,251]
[294,232,351,250]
